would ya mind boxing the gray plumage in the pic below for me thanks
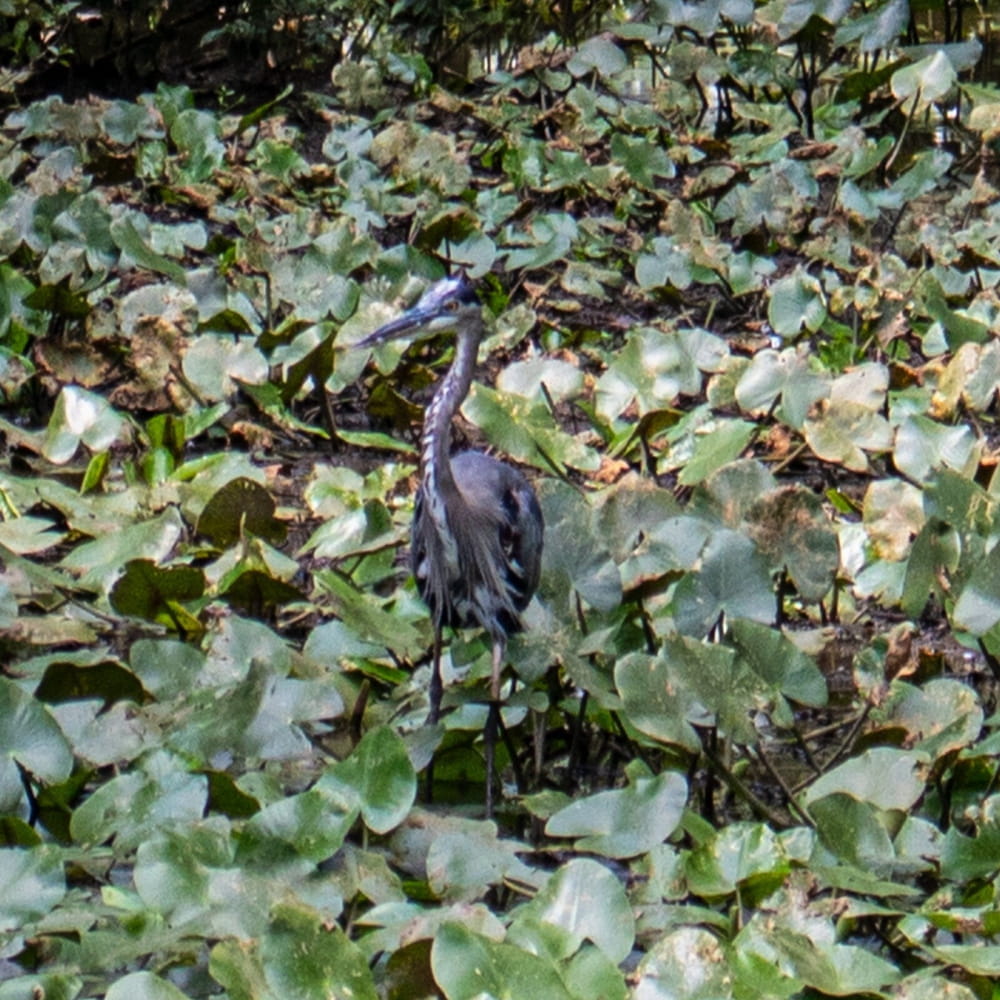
[356,275,543,813]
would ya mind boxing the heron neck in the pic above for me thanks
[421,329,479,495]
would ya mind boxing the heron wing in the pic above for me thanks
[452,452,543,624]
[497,474,543,611]
[411,451,543,639]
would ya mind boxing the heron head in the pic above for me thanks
[357,274,482,349]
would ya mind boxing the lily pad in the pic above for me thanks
[546,764,687,858]
[431,921,573,1000]
[197,476,287,547]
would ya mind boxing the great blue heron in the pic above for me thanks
[356,275,544,815]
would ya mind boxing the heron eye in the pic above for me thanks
[444,300,459,312]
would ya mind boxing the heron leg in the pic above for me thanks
[484,700,498,818]
[427,626,443,725]
[484,637,505,819]
[424,626,444,806]
[490,635,504,703]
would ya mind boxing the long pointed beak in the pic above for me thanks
[355,306,438,349]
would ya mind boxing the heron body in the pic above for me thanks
[413,450,542,642]
[357,275,543,813]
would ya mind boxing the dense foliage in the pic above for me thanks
[1,0,614,94]
[3,1,1000,997]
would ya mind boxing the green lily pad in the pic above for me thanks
[539,480,622,613]
[106,973,190,1000]
[952,544,1000,636]
[0,846,65,931]
[34,657,146,710]
[546,764,687,858]
[633,926,733,999]
[803,747,927,811]
[70,749,207,853]
[322,725,416,835]
[197,476,287,547]
[0,678,73,811]
[596,326,726,422]
[42,385,128,464]
[882,679,982,759]
[110,558,205,630]
[685,822,792,897]
[767,267,827,338]
[672,528,776,635]
[729,619,827,707]
[514,858,635,963]
[431,921,573,1000]
[423,820,530,902]
[242,785,359,862]
[257,903,378,999]
[746,485,839,602]
[613,646,704,752]
[891,49,958,111]
[803,399,892,472]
